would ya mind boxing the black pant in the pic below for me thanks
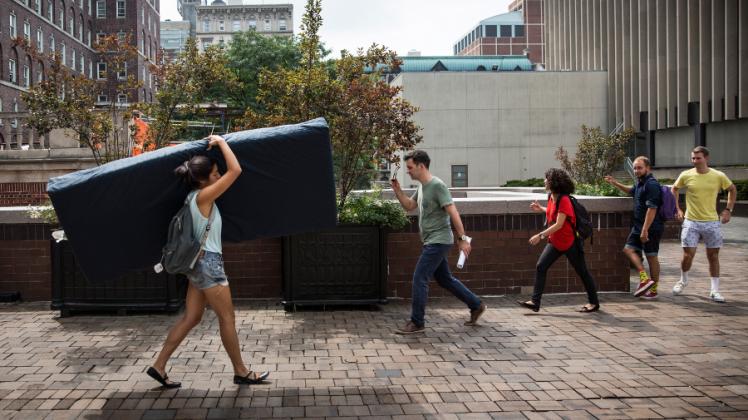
[532,240,599,307]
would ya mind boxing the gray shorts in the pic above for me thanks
[681,219,723,249]
[187,251,229,290]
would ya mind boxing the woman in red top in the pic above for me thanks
[517,169,600,313]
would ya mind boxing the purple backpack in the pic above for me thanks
[658,185,677,221]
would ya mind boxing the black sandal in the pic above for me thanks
[146,367,181,389]
[578,304,600,313]
[517,300,540,312]
[233,370,270,385]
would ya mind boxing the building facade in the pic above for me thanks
[0,0,160,150]
[160,19,190,61]
[543,0,748,167]
[194,1,292,51]
[454,0,545,67]
[392,71,608,187]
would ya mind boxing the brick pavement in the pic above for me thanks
[1,238,747,419]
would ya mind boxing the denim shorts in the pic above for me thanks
[624,228,663,256]
[186,251,229,290]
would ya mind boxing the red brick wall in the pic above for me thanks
[0,182,48,206]
[0,224,51,301]
[223,239,282,299]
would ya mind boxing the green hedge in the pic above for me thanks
[733,179,748,201]
[501,178,545,187]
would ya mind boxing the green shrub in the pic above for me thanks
[733,179,748,201]
[501,178,545,187]
[338,190,409,230]
[574,182,627,197]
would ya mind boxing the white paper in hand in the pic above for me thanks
[456,236,472,269]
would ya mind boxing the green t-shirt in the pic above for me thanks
[411,176,454,245]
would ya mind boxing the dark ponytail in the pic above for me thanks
[174,155,214,189]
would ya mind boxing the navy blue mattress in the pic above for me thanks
[47,118,337,283]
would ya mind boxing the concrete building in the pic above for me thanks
[543,0,748,167]
[392,71,608,187]
[454,0,544,67]
[0,0,160,150]
[160,19,190,61]
[193,1,292,51]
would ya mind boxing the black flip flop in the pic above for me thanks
[577,304,600,313]
[146,367,181,389]
[234,371,270,385]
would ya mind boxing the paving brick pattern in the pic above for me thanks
[1,239,747,419]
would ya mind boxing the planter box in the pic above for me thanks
[282,225,387,310]
[51,240,187,317]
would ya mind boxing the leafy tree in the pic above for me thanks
[224,29,302,110]
[555,125,635,185]
[18,34,141,164]
[239,0,422,209]
[139,38,236,148]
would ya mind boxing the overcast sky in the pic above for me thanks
[161,0,514,57]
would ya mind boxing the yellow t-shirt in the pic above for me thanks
[673,168,732,221]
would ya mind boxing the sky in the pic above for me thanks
[161,0,514,57]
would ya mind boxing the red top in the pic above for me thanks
[546,195,576,251]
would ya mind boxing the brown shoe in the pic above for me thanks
[395,321,425,334]
[464,302,487,326]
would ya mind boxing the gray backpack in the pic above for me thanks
[155,191,215,275]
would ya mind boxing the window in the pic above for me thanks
[71,49,75,69]
[97,93,107,102]
[95,32,105,45]
[48,1,54,21]
[24,20,30,40]
[97,61,106,79]
[9,59,17,83]
[451,165,468,187]
[23,64,30,87]
[68,15,73,34]
[264,19,271,31]
[87,29,91,46]
[88,61,92,79]
[60,43,66,65]
[514,25,524,37]
[485,24,497,37]
[117,93,127,103]
[116,0,125,17]
[35,0,42,14]
[202,20,210,32]
[88,0,91,15]
[232,20,240,31]
[117,31,125,42]
[79,55,84,72]
[279,19,286,31]
[10,13,17,38]
[500,25,512,37]
[37,29,43,52]
[218,20,224,31]
[49,34,55,52]
[248,19,256,29]
[202,38,212,46]
[58,2,64,27]
[96,0,105,18]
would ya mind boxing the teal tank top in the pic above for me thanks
[189,190,222,253]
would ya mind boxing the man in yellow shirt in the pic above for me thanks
[671,146,737,302]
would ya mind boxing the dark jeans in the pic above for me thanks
[411,244,482,327]
[532,240,599,307]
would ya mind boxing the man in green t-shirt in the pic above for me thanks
[391,150,487,334]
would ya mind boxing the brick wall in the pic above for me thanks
[0,224,51,301]
[0,211,633,302]
[0,182,48,206]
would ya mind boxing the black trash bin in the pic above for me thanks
[51,240,187,317]
[282,225,388,311]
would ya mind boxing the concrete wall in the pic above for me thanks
[654,126,693,167]
[395,71,608,187]
[706,119,748,166]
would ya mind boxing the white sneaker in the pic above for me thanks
[710,291,725,303]
[673,279,688,295]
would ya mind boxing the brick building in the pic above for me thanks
[0,0,160,150]
[454,0,544,67]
